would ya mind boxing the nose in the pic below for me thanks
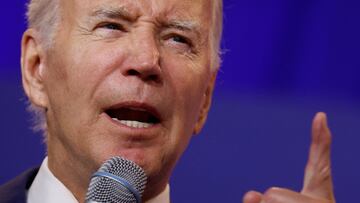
[123,33,162,83]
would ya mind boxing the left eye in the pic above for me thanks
[171,35,191,45]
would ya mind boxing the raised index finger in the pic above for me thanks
[301,112,335,201]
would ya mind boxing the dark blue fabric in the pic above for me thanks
[0,168,39,203]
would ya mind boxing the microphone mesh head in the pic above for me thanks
[86,157,147,203]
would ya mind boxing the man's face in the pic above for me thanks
[39,0,215,191]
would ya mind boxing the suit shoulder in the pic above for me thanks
[0,167,39,203]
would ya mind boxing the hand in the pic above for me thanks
[243,112,336,203]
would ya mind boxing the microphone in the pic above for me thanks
[85,157,147,203]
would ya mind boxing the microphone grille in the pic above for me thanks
[86,157,147,203]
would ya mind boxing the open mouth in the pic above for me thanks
[105,106,161,129]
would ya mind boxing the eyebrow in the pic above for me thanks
[165,20,200,33]
[89,7,202,39]
[90,7,135,22]
[161,19,203,43]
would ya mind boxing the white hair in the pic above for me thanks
[26,0,223,65]
[26,0,60,49]
[25,0,223,134]
[26,0,61,136]
[211,0,223,72]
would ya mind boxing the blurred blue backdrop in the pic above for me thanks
[1,0,359,202]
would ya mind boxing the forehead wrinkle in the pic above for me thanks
[143,0,201,26]
[159,1,211,39]
[88,4,138,22]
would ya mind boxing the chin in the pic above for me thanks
[98,145,161,172]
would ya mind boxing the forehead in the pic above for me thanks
[67,0,213,23]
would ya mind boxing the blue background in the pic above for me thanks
[1,0,359,202]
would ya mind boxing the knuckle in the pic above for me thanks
[320,165,332,180]
[263,187,281,202]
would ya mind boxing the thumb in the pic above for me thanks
[243,191,262,203]
[301,112,335,200]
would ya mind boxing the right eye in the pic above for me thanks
[92,22,128,39]
[97,22,125,31]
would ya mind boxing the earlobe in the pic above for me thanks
[193,73,217,135]
[21,29,48,109]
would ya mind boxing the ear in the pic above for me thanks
[21,29,49,109]
[193,72,217,135]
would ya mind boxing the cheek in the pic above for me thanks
[163,54,211,124]
[44,41,129,131]
[61,42,129,99]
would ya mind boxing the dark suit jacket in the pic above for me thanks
[0,168,39,203]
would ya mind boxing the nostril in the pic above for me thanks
[127,69,139,76]
[125,69,161,83]
[147,74,159,82]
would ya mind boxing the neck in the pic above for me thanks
[46,134,171,202]
[47,140,93,202]
[142,169,171,201]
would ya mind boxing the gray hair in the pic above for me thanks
[211,0,223,71]
[26,0,60,136]
[26,0,60,49]
[25,0,223,134]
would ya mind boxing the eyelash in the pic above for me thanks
[164,33,194,49]
[98,22,126,32]
[171,35,191,45]
[94,22,194,50]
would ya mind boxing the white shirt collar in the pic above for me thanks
[27,157,170,203]
[27,157,78,203]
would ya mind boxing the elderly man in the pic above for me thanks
[0,0,335,203]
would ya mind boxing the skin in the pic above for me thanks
[21,0,336,202]
[243,112,336,203]
[21,0,216,201]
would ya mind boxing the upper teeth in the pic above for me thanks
[112,118,153,128]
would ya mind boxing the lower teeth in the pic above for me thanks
[112,118,153,128]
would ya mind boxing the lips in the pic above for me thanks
[104,103,161,129]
